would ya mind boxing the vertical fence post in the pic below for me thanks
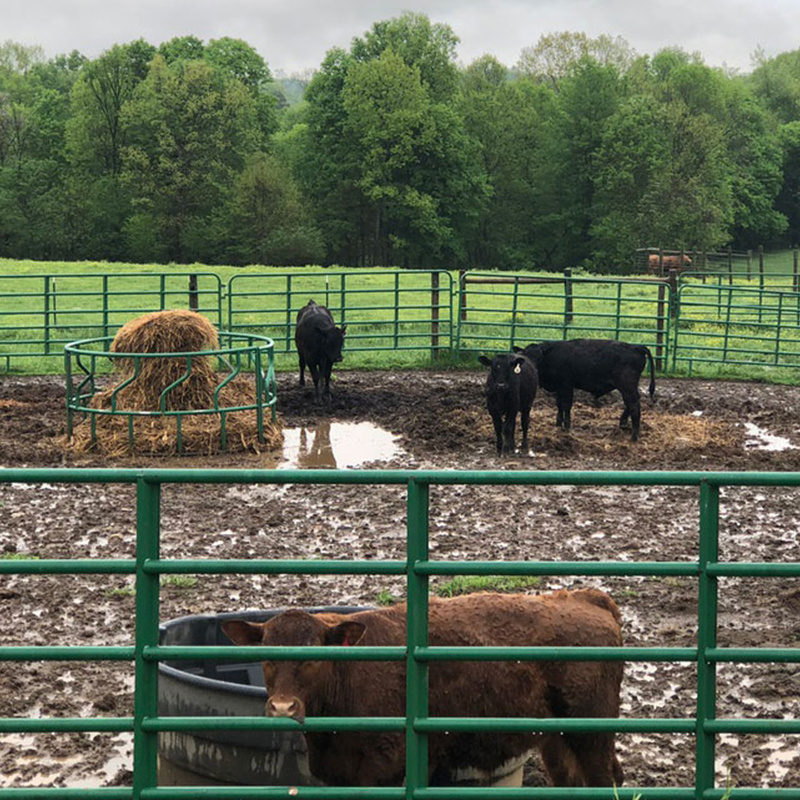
[722,286,733,363]
[394,272,400,351]
[656,283,666,370]
[511,277,521,349]
[159,274,166,311]
[285,274,293,354]
[103,275,109,340]
[669,270,679,319]
[406,478,430,800]
[341,272,347,328]
[133,477,161,799]
[775,293,784,365]
[696,481,719,800]
[758,246,765,324]
[43,276,51,355]
[747,249,752,280]
[563,268,573,329]
[459,269,468,321]
[793,249,798,294]
[431,272,440,358]
[188,274,198,311]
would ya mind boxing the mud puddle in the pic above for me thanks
[279,420,403,469]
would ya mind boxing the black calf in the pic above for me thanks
[478,353,538,456]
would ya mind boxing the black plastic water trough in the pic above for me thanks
[158,607,366,787]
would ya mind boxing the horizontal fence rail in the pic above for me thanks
[2,469,800,799]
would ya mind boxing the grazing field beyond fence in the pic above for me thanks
[3,257,800,383]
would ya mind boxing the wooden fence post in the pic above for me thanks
[188,274,198,311]
[669,269,679,319]
[726,246,733,285]
[794,248,798,293]
[459,269,467,321]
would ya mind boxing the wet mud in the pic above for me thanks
[1,370,800,789]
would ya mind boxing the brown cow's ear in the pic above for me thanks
[325,621,366,647]
[221,620,265,646]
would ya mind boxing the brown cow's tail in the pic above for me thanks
[571,588,622,626]
[641,345,656,401]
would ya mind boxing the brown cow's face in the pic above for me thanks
[222,611,366,723]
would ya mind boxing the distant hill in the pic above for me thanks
[269,71,313,107]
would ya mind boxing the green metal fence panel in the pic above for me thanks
[8,267,800,378]
[226,270,454,362]
[673,283,800,372]
[2,469,800,799]
[455,272,670,367]
[0,273,223,370]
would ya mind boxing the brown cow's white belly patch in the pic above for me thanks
[450,751,533,786]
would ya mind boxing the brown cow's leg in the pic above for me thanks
[567,733,622,786]
[540,734,584,786]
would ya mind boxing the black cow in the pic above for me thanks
[478,353,538,456]
[295,300,347,402]
[516,339,655,441]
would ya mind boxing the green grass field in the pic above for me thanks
[3,253,800,385]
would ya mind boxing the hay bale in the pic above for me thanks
[103,310,220,412]
[65,310,282,456]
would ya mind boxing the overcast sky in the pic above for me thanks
[3,0,798,76]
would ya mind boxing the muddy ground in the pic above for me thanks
[1,370,800,790]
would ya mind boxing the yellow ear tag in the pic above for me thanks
[514,364,521,374]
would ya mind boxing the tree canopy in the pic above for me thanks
[2,22,800,268]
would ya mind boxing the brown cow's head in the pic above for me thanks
[222,610,366,723]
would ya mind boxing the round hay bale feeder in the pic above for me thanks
[158,608,366,787]
[64,312,279,455]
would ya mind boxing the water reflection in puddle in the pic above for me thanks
[280,420,402,469]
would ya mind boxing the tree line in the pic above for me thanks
[2,17,800,271]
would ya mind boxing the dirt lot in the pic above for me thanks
[1,370,800,790]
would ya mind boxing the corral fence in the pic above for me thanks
[5,265,800,376]
[0,272,224,370]
[227,270,453,358]
[2,468,800,800]
[673,283,800,373]
[455,270,671,369]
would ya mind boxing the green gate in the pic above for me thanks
[673,283,800,373]
[2,468,800,799]
[227,271,453,362]
[456,272,670,367]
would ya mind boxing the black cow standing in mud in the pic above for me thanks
[478,353,538,456]
[295,300,347,402]
[516,339,655,441]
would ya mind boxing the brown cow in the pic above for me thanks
[647,253,692,273]
[223,589,624,788]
